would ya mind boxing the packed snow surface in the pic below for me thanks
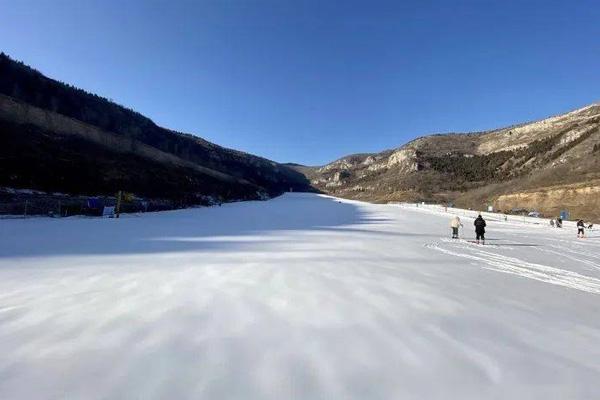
[1,193,599,399]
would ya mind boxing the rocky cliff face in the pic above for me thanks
[299,103,600,220]
[493,183,600,221]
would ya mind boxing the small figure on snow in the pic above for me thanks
[450,216,463,239]
[577,219,585,238]
[550,219,555,228]
[474,214,487,244]
[556,217,563,228]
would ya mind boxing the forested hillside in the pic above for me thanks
[0,53,311,203]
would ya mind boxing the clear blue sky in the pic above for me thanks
[2,0,599,165]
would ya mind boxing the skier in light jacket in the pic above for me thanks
[450,216,463,239]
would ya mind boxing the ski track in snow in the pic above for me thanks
[537,244,600,273]
[1,193,599,399]
[425,239,600,295]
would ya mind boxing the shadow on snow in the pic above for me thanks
[0,193,386,259]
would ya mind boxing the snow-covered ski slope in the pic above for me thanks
[1,193,599,399]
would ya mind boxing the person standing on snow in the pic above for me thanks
[474,214,487,244]
[450,216,463,239]
[577,219,585,238]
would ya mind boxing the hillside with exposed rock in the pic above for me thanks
[298,103,600,220]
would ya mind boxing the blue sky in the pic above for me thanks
[2,0,599,165]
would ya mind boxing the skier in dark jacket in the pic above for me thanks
[474,214,487,244]
[577,219,585,238]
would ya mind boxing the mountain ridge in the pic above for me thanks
[297,102,600,220]
[2,51,599,219]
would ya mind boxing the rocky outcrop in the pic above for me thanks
[386,149,419,171]
[494,183,600,220]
